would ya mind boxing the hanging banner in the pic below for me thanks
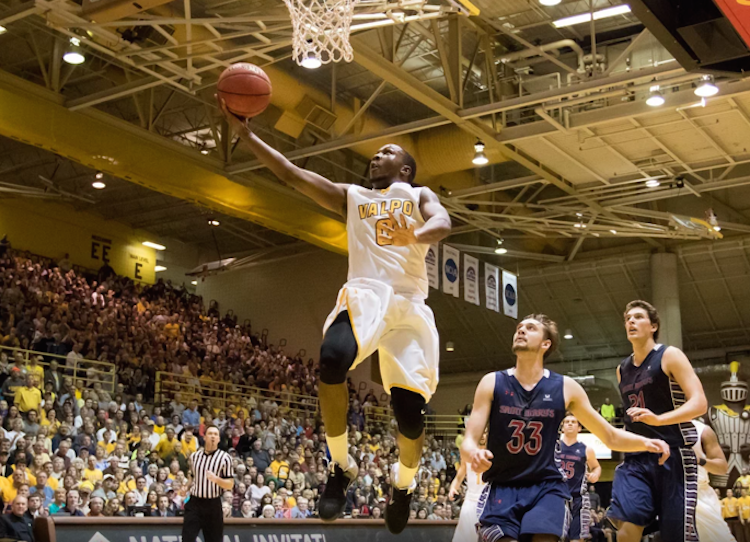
[442,245,460,298]
[502,270,518,319]
[425,244,439,290]
[485,263,500,313]
[464,254,479,305]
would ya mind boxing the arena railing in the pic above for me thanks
[0,345,116,394]
[155,371,319,419]
[363,405,464,440]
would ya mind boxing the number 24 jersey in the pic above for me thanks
[346,183,429,301]
[484,368,567,486]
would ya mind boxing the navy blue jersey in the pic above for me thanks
[619,344,697,448]
[484,368,567,486]
[559,440,588,496]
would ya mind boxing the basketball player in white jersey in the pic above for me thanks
[692,419,735,542]
[219,99,451,534]
[449,431,487,542]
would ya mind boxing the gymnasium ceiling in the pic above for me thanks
[3,0,750,371]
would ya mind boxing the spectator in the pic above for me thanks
[250,440,271,472]
[152,495,175,517]
[291,497,311,519]
[88,496,105,517]
[588,485,601,512]
[599,398,616,424]
[61,489,84,516]
[0,496,34,542]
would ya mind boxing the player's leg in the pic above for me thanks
[657,449,699,542]
[608,455,654,542]
[518,481,570,541]
[616,523,645,542]
[318,310,359,521]
[477,484,523,542]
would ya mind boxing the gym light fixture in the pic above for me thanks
[707,208,721,231]
[553,4,631,28]
[446,341,455,352]
[0,26,6,35]
[91,181,106,189]
[646,86,665,107]
[142,241,166,250]
[200,148,210,155]
[191,280,198,285]
[95,171,104,179]
[495,247,508,254]
[695,75,719,98]
[300,52,322,69]
[472,140,489,166]
[540,0,561,5]
[208,219,220,226]
[610,229,617,234]
[63,37,85,65]
[563,329,574,340]
[155,265,167,272]
[645,179,661,188]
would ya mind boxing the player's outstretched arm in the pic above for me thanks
[700,424,729,476]
[628,347,707,427]
[586,446,602,483]
[461,373,494,473]
[564,377,670,464]
[416,189,451,244]
[217,97,348,217]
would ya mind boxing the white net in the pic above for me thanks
[284,0,358,66]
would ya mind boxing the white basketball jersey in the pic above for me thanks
[465,463,486,500]
[346,183,429,300]
[692,420,709,486]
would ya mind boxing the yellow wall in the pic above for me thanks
[0,198,156,284]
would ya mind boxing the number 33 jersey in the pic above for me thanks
[346,183,429,301]
[485,368,567,486]
[618,343,698,448]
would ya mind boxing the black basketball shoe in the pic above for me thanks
[318,456,357,521]
[385,465,416,534]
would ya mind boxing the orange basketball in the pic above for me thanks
[217,63,272,118]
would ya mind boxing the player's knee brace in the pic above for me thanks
[391,387,426,440]
[319,311,358,385]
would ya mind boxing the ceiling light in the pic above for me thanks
[553,4,631,28]
[0,26,6,35]
[95,171,104,180]
[539,0,561,5]
[645,179,661,188]
[695,74,719,98]
[445,341,455,352]
[300,52,322,69]
[495,247,508,254]
[575,212,583,218]
[91,181,106,189]
[154,265,167,272]
[646,88,665,107]
[191,280,198,285]
[714,225,722,232]
[208,219,220,226]
[142,241,166,250]
[563,329,574,340]
[610,229,617,234]
[200,148,210,155]
[706,208,721,232]
[63,37,85,65]
[472,140,489,166]
[574,223,582,228]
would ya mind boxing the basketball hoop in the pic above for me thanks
[284,0,358,68]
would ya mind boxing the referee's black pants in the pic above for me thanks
[182,496,224,542]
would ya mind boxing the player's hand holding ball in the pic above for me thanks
[470,449,494,474]
[644,438,670,465]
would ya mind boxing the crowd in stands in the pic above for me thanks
[0,249,471,523]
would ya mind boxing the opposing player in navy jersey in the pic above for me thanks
[462,314,670,542]
[560,413,601,542]
[609,300,707,542]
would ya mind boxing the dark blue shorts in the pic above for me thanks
[477,480,571,542]
[609,449,698,542]
[568,493,591,540]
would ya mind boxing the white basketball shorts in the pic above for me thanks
[322,277,439,402]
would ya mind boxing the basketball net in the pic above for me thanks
[284,0,358,66]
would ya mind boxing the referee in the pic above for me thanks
[183,426,235,542]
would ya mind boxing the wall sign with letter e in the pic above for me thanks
[442,245,460,298]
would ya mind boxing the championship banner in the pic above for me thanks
[502,270,518,319]
[485,263,500,312]
[442,244,460,298]
[464,254,479,305]
[425,244,439,290]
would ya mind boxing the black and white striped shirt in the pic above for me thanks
[189,448,234,499]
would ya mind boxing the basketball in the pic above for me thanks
[217,63,272,118]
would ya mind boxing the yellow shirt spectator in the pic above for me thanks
[164,323,180,338]
[83,467,103,483]
[600,403,616,421]
[98,440,116,455]
[155,435,178,458]
[180,435,197,456]
[723,496,740,518]
[15,384,42,413]
[736,474,750,490]
[739,495,750,520]
[46,476,58,491]
[25,362,44,384]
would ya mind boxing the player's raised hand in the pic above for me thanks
[644,438,670,465]
[382,211,418,246]
[216,94,250,135]
[627,407,660,426]
[470,449,494,474]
